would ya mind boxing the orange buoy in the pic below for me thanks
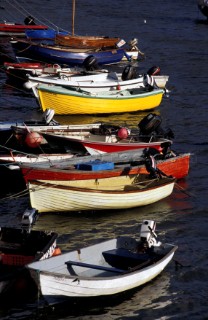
[117,127,129,139]
[25,131,43,148]
[52,247,62,256]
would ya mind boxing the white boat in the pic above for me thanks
[0,153,75,169]
[28,175,175,213]
[27,219,178,305]
[25,66,169,98]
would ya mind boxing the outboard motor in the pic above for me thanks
[147,66,161,76]
[24,15,36,25]
[143,74,155,91]
[121,65,138,81]
[128,38,139,50]
[43,108,59,125]
[43,109,55,124]
[82,55,99,71]
[138,113,162,136]
[140,220,161,248]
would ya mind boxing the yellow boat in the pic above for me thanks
[37,85,164,115]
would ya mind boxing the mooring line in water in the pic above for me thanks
[0,189,29,201]
[174,259,191,268]
[174,182,195,198]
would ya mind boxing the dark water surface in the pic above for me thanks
[0,0,208,319]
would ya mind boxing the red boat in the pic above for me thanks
[4,62,61,83]
[36,113,175,155]
[0,18,48,36]
[21,153,190,184]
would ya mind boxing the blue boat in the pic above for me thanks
[10,39,126,66]
[25,29,68,40]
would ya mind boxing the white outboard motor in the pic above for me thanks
[43,108,55,124]
[21,208,38,230]
[128,38,139,50]
[140,220,161,247]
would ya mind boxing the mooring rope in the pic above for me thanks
[5,0,69,32]
[0,188,29,201]
[5,0,47,27]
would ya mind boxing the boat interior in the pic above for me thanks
[30,237,167,279]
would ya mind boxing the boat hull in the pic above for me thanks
[27,239,177,304]
[28,178,175,213]
[40,132,171,155]
[10,40,125,66]
[0,227,58,298]
[37,86,164,115]
[55,34,120,49]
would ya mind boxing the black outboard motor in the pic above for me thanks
[147,66,161,76]
[82,55,99,71]
[121,65,138,81]
[139,113,174,142]
[24,16,36,25]
[143,148,173,178]
[143,148,162,179]
[138,113,162,136]
[143,74,155,91]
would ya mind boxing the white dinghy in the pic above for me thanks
[27,220,177,305]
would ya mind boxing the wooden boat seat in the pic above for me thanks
[65,260,124,273]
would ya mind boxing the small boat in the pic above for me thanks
[25,65,168,97]
[0,221,58,298]
[4,57,111,85]
[10,39,126,67]
[0,108,100,153]
[11,113,173,155]
[36,84,164,115]
[25,29,68,40]
[27,219,178,305]
[0,16,48,37]
[197,0,208,18]
[55,33,121,49]
[28,174,175,213]
[20,152,190,184]
[4,62,64,84]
